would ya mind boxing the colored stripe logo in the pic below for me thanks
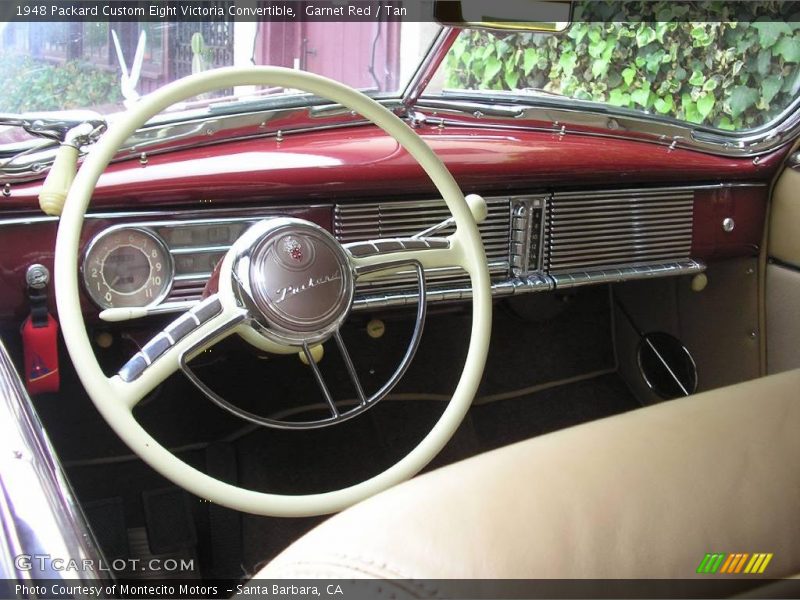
[697,553,773,574]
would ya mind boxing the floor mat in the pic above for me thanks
[235,372,640,572]
[472,373,639,451]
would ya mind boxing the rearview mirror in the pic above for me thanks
[434,0,572,33]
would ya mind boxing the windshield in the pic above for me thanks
[431,19,800,132]
[0,21,440,120]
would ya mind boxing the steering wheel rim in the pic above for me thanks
[55,66,492,517]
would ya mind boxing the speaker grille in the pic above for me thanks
[544,188,694,273]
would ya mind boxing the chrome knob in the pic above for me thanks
[26,264,50,289]
[722,217,735,233]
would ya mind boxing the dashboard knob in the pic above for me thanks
[299,344,324,365]
[465,194,488,225]
[26,264,50,289]
[722,217,735,233]
[690,273,708,292]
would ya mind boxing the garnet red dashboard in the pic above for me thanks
[0,123,782,325]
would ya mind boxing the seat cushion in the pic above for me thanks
[258,369,800,580]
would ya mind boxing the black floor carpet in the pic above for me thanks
[236,371,638,571]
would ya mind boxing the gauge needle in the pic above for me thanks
[110,275,121,287]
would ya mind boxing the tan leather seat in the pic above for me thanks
[259,369,800,580]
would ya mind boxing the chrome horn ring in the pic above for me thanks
[176,217,429,430]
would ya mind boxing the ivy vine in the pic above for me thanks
[444,4,800,130]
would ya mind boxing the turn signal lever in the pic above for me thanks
[411,194,488,238]
[38,120,105,216]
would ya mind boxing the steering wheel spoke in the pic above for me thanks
[302,341,341,418]
[345,236,461,281]
[113,295,247,409]
[332,331,367,407]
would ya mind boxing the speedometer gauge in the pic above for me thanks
[82,227,173,309]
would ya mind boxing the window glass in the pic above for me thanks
[0,21,438,116]
[437,19,800,131]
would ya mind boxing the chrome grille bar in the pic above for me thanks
[544,188,694,274]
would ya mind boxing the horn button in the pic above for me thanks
[233,220,354,346]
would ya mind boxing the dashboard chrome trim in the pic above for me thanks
[352,259,706,309]
[5,182,753,320]
[79,199,717,314]
[544,187,696,273]
[0,183,765,229]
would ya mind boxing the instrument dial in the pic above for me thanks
[82,228,173,309]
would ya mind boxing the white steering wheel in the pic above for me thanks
[55,67,492,516]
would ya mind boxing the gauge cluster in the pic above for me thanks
[81,219,257,310]
[82,227,173,309]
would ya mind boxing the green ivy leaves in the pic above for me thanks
[774,35,800,62]
[484,56,502,83]
[761,75,783,104]
[729,86,760,119]
[523,48,537,74]
[752,21,792,49]
[444,13,800,132]
[697,93,716,119]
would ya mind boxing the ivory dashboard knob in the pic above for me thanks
[691,273,708,292]
[367,319,385,339]
[299,344,324,365]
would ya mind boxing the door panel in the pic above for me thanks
[767,165,800,373]
[770,167,800,267]
[767,264,800,373]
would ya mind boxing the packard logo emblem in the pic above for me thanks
[283,236,303,262]
[275,234,314,269]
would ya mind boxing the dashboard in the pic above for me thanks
[1,183,767,324]
[0,124,776,325]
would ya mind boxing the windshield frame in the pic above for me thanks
[414,23,800,159]
[2,20,800,184]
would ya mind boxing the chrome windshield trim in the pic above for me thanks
[3,86,792,184]
[401,27,458,110]
[414,98,800,157]
[120,102,387,155]
[0,100,403,184]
